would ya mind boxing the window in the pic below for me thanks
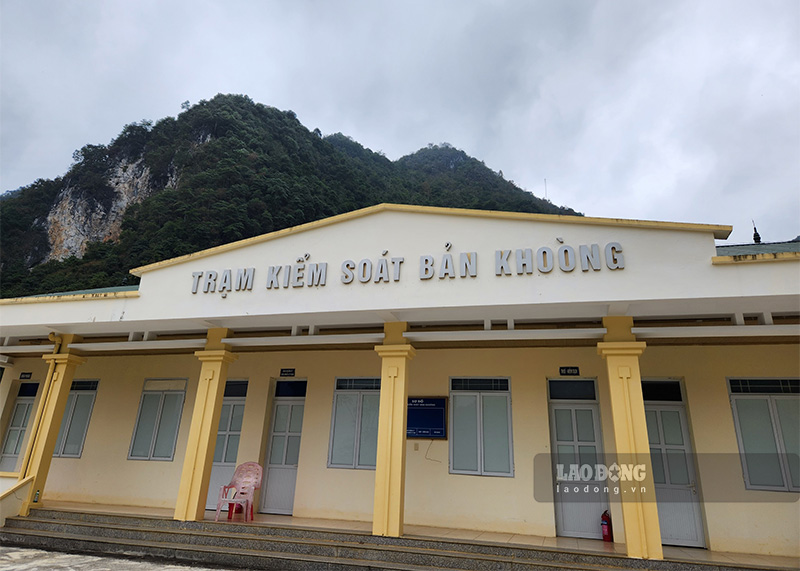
[53,380,98,458]
[0,383,39,472]
[450,378,513,476]
[129,380,186,461]
[729,379,799,491]
[328,378,380,469]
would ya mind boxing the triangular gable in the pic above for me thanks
[130,203,731,276]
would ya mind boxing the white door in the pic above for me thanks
[646,405,705,547]
[262,397,304,514]
[550,403,607,539]
[205,397,246,509]
[0,397,35,472]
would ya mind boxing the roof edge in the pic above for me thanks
[0,289,140,306]
[130,203,733,276]
[712,252,800,265]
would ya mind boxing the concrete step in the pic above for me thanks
[0,509,778,571]
[0,522,629,571]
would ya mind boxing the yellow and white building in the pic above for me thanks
[0,204,798,560]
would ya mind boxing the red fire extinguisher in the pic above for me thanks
[601,510,613,542]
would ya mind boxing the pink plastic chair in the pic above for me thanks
[214,462,263,522]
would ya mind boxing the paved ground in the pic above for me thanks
[0,545,239,570]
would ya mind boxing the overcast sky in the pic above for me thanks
[1,0,798,244]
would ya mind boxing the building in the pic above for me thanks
[0,204,798,561]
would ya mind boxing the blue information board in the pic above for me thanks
[407,397,447,439]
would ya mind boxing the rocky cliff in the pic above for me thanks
[43,158,177,261]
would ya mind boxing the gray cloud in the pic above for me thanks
[1,0,797,244]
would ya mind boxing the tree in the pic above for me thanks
[0,93,581,298]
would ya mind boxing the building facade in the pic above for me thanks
[0,204,798,560]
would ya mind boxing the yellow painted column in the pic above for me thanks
[372,322,415,537]
[597,316,662,560]
[174,328,237,521]
[20,334,85,515]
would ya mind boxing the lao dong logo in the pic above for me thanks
[532,455,654,501]
[556,462,647,483]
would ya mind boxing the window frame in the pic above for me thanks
[53,380,98,459]
[327,378,380,470]
[128,383,186,462]
[449,377,514,477]
[729,378,799,493]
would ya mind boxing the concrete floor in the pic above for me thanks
[0,545,234,571]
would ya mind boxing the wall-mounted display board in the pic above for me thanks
[407,397,447,439]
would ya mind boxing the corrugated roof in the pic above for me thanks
[716,240,800,256]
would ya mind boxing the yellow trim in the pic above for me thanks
[20,336,85,516]
[597,337,663,560]
[0,475,33,500]
[0,290,139,306]
[42,353,88,367]
[0,471,19,478]
[712,252,800,264]
[372,327,416,538]
[602,316,636,342]
[130,204,733,276]
[174,328,238,521]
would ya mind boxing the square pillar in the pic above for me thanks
[174,328,237,521]
[372,322,415,537]
[20,335,85,515]
[597,316,662,560]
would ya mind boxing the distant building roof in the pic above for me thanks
[716,239,800,256]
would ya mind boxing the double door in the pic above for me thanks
[205,385,307,515]
[550,387,705,547]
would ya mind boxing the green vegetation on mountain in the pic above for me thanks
[0,94,579,298]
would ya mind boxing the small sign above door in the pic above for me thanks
[279,368,295,377]
[559,367,580,376]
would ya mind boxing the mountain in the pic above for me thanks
[0,94,580,298]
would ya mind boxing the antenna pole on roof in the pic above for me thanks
[544,178,548,200]
[752,220,761,244]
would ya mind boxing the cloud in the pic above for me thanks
[1,0,797,244]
